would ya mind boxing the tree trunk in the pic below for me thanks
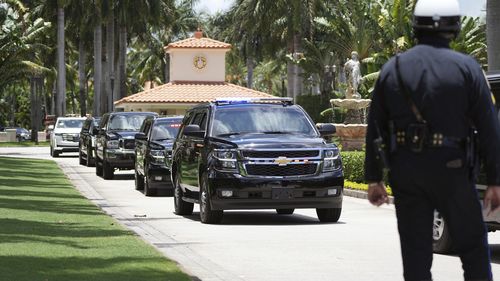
[56,7,66,117]
[293,33,303,99]
[106,14,115,112]
[246,56,254,89]
[93,19,102,116]
[487,0,500,71]
[118,25,127,99]
[78,39,87,117]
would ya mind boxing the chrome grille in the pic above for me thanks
[62,133,79,142]
[245,164,317,176]
[242,150,319,158]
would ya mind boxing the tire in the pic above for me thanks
[433,210,454,254]
[199,172,223,224]
[79,150,86,165]
[316,208,341,223]
[102,160,114,180]
[95,157,103,177]
[50,145,59,157]
[135,170,144,190]
[276,209,295,215]
[143,171,156,196]
[86,147,94,167]
[173,174,193,216]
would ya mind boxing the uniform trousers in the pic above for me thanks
[389,148,492,281]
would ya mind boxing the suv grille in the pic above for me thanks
[242,150,319,158]
[123,139,135,149]
[245,164,317,177]
[62,133,79,142]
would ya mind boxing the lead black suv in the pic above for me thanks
[171,98,343,224]
[79,116,101,167]
[433,72,500,253]
[95,111,158,179]
[134,116,183,196]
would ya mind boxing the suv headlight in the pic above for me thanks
[107,140,119,149]
[323,149,341,172]
[150,150,165,165]
[213,149,238,170]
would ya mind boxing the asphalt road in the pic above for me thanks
[3,146,500,281]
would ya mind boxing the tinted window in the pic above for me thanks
[108,114,151,131]
[211,105,316,136]
[151,119,182,141]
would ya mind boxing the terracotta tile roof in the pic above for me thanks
[114,82,275,105]
[165,37,231,51]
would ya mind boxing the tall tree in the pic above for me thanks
[487,0,500,71]
[56,1,65,116]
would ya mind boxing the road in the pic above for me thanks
[2,146,500,281]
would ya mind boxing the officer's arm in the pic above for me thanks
[365,75,389,183]
[469,65,500,186]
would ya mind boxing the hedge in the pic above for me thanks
[341,150,392,195]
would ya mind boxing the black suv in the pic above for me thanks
[171,98,343,224]
[433,72,500,253]
[95,111,158,179]
[134,116,183,196]
[79,116,101,166]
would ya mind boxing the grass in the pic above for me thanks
[0,156,191,281]
[0,141,50,147]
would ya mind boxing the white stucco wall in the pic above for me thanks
[169,49,228,82]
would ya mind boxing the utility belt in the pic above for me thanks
[392,123,466,153]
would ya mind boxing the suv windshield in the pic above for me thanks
[108,115,149,131]
[211,105,316,137]
[151,120,182,141]
[56,119,84,129]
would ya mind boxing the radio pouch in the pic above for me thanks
[407,123,429,153]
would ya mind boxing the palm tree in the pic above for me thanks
[487,0,500,71]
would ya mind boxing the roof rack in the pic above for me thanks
[214,97,293,106]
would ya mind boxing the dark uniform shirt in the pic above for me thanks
[365,36,500,185]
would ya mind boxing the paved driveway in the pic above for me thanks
[2,146,500,281]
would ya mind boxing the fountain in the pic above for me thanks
[331,51,371,151]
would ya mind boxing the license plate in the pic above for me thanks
[272,188,294,200]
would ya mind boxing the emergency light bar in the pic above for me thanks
[214,97,293,106]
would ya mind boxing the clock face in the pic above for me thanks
[193,55,207,70]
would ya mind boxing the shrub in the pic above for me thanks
[341,150,366,183]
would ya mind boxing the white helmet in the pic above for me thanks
[413,0,461,37]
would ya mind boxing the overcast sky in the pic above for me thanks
[195,0,486,17]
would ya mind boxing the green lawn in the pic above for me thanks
[0,141,50,147]
[0,157,191,281]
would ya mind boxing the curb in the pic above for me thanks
[343,188,395,204]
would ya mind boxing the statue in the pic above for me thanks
[344,51,362,99]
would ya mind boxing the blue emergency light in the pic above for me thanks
[214,97,293,106]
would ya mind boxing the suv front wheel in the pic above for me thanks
[199,172,223,224]
[173,174,193,215]
[316,208,341,223]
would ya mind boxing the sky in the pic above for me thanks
[195,0,486,17]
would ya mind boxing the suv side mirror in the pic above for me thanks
[135,132,148,141]
[183,124,205,138]
[316,123,336,136]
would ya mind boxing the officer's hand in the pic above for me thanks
[367,182,389,207]
[484,186,500,216]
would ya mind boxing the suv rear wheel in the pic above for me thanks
[433,210,453,253]
[173,174,193,215]
[316,208,341,223]
[199,172,223,224]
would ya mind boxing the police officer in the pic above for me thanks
[365,0,500,280]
